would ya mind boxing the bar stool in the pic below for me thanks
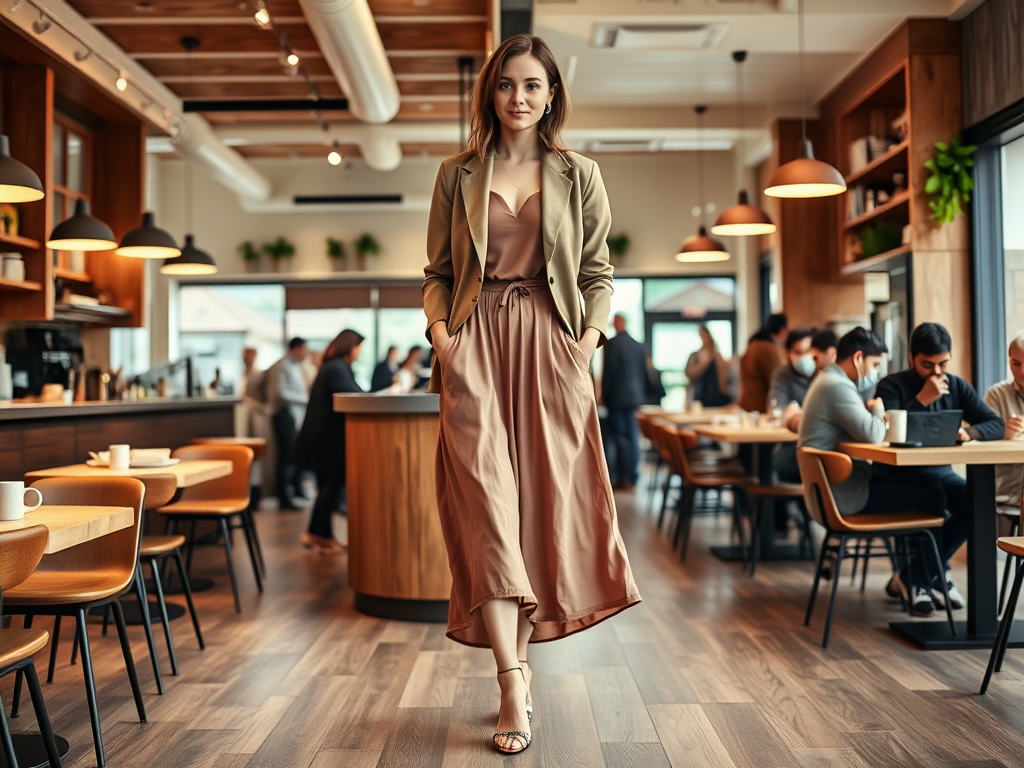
[0,525,63,768]
[157,444,259,613]
[797,447,954,648]
[4,477,148,768]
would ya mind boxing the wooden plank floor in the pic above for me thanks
[6,486,1024,768]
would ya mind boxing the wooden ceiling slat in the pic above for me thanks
[389,56,480,77]
[141,57,335,78]
[67,1,304,18]
[99,23,322,54]
[368,0,486,15]
[378,24,486,51]
[202,102,462,122]
[170,81,346,99]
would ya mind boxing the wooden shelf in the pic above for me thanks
[845,139,909,187]
[0,278,42,292]
[841,245,912,276]
[54,268,93,283]
[843,189,911,231]
[0,232,42,250]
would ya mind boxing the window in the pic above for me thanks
[1002,135,1024,353]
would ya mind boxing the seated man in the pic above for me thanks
[769,328,815,487]
[810,329,838,373]
[984,333,1024,505]
[876,322,1004,614]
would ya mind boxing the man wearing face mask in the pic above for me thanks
[769,328,816,487]
[874,323,1003,614]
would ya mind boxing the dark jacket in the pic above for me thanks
[294,358,363,476]
[370,360,396,392]
[876,369,1004,442]
[602,331,648,409]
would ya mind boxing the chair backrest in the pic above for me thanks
[0,526,48,593]
[137,474,178,510]
[667,428,702,484]
[27,477,146,591]
[648,419,675,463]
[796,447,854,532]
[170,444,253,503]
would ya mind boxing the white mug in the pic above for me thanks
[0,481,43,521]
[885,409,908,444]
[741,411,760,430]
[109,444,130,471]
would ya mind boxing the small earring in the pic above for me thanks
[545,103,552,115]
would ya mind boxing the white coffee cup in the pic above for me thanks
[885,409,907,444]
[741,411,760,430]
[109,444,130,471]
[0,481,43,521]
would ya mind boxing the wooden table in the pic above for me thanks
[25,459,233,488]
[693,425,801,563]
[0,505,134,553]
[659,408,738,426]
[841,440,1024,650]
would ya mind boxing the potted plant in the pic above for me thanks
[924,135,976,225]
[237,240,260,273]
[262,236,296,273]
[606,233,630,264]
[326,237,347,271]
[354,233,381,271]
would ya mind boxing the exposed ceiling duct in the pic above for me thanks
[0,0,272,203]
[296,0,400,125]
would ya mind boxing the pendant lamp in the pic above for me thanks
[161,234,216,275]
[47,199,116,251]
[677,106,729,263]
[116,212,181,259]
[763,0,846,199]
[161,36,218,276]
[712,51,776,236]
[0,135,44,203]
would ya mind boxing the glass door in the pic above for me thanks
[648,319,735,411]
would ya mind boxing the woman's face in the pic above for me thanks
[349,343,363,363]
[493,54,555,137]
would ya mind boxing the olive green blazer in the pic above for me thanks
[422,148,614,393]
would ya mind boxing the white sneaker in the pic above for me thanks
[930,571,965,610]
[890,571,936,616]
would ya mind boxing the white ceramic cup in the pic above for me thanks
[885,410,908,444]
[0,481,43,521]
[741,411,759,430]
[109,444,130,471]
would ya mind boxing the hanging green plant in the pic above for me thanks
[606,233,630,260]
[924,135,976,225]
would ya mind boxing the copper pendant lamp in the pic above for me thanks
[763,0,846,199]
[677,106,730,263]
[712,51,776,236]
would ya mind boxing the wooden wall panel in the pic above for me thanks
[912,250,973,382]
[23,425,77,471]
[962,0,1024,128]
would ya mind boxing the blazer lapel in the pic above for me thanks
[459,154,492,272]
[542,151,573,264]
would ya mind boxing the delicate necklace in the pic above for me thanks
[497,155,520,191]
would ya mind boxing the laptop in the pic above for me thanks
[901,410,964,447]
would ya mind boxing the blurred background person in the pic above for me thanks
[391,346,425,392]
[685,325,733,408]
[810,329,838,372]
[267,337,310,510]
[601,314,648,491]
[985,333,1024,505]
[645,354,666,406]
[371,345,400,391]
[738,313,788,412]
[295,329,365,553]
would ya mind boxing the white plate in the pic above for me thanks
[86,458,181,469]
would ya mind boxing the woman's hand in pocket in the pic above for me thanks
[578,327,601,363]
[431,321,451,359]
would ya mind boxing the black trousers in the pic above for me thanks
[273,407,298,503]
[309,467,345,538]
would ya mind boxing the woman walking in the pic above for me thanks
[422,34,641,755]
[294,329,364,553]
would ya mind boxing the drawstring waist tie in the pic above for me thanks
[482,277,547,309]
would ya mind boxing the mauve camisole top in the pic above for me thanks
[484,190,545,280]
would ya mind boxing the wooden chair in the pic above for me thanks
[0,525,63,768]
[157,445,260,613]
[744,481,813,576]
[3,477,148,768]
[797,447,954,648]
[666,428,755,560]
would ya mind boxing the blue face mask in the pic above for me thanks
[793,355,816,378]
[858,364,879,393]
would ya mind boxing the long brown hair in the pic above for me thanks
[324,329,364,363]
[467,34,571,161]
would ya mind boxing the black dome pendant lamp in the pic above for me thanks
[677,106,730,263]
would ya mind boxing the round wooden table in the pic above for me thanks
[334,393,450,622]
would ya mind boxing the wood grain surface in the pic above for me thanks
[25,459,233,488]
[694,425,799,444]
[840,440,1024,466]
[0,505,133,553]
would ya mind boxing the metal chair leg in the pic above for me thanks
[172,550,205,650]
[675,487,697,558]
[805,533,832,627]
[246,510,267,576]
[110,601,147,724]
[133,561,164,694]
[148,558,179,676]
[23,661,63,768]
[922,530,956,637]
[0,699,18,768]
[11,614,32,717]
[821,535,847,648]
[77,608,106,768]
[983,556,1024,694]
[47,614,61,684]
[1000,520,1019,615]
[239,513,264,593]
[219,517,242,613]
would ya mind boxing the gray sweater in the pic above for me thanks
[984,378,1023,502]
[798,364,886,514]
[768,364,813,409]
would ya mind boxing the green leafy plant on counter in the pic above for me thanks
[355,233,381,258]
[326,237,346,259]
[262,236,296,261]
[606,233,630,261]
[925,135,976,225]
[857,219,904,260]
[237,240,259,261]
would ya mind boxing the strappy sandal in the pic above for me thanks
[493,667,532,755]
[519,659,533,721]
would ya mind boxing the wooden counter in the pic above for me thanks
[334,393,450,622]
[0,397,237,481]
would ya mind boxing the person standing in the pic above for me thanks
[645,354,667,406]
[371,346,399,391]
[684,326,733,408]
[423,34,640,755]
[295,329,365,553]
[267,337,310,510]
[601,314,649,491]
[984,333,1024,504]
[738,314,788,412]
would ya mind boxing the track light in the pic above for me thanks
[328,143,342,166]
[254,1,270,26]
[116,72,128,91]
[74,49,91,62]
[32,12,50,34]
[287,52,299,67]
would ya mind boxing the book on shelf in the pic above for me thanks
[848,135,900,175]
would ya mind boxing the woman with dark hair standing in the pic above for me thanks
[423,34,640,754]
[295,329,364,553]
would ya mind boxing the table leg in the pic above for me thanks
[889,463,1022,649]
[0,734,71,768]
